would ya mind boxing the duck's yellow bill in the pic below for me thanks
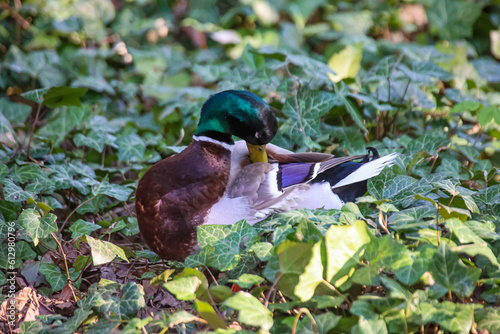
[247,143,268,163]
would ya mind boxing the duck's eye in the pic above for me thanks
[259,147,264,152]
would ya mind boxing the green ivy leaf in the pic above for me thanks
[85,235,128,265]
[116,133,145,161]
[353,235,414,285]
[388,206,435,231]
[450,100,482,114]
[74,130,107,152]
[18,209,57,246]
[428,243,481,297]
[42,86,88,108]
[96,181,133,201]
[325,221,372,285]
[427,0,483,40]
[228,274,264,289]
[452,244,500,270]
[476,307,500,333]
[0,98,31,125]
[476,184,500,206]
[223,292,273,330]
[353,318,388,334]
[278,241,323,302]
[250,242,273,261]
[21,87,50,104]
[2,179,36,202]
[420,301,474,333]
[299,311,341,334]
[394,244,434,285]
[166,311,201,328]
[478,105,500,127]
[39,262,80,292]
[327,44,363,83]
[398,61,452,83]
[69,219,101,238]
[119,282,145,318]
[206,220,259,271]
[164,275,202,301]
[194,299,227,330]
[280,88,337,148]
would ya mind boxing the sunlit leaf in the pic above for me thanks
[223,292,273,330]
[428,243,480,297]
[85,235,128,265]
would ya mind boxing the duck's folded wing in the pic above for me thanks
[226,162,307,216]
[277,155,366,189]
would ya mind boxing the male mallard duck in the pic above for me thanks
[136,90,397,260]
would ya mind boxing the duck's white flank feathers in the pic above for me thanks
[297,182,344,210]
[332,153,398,189]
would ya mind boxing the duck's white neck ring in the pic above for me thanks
[192,135,234,151]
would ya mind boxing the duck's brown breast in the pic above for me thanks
[135,140,231,261]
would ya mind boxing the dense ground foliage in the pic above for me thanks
[1,0,500,333]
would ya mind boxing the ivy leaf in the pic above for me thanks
[165,275,201,301]
[427,0,483,40]
[96,181,133,201]
[420,301,474,333]
[299,311,341,334]
[327,44,363,83]
[428,243,481,297]
[394,244,434,285]
[116,133,145,161]
[478,105,500,127]
[475,184,500,206]
[85,235,128,265]
[450,100,482,114]
[445,218,485,245]
[150,269,175,286]
[42,87,88,108]
[0,241,36,269]
[0,112,15,135]
[278,240,324,302]
[0,98,31,125]
[280,88,337,148]
[2,179,36,202]
[119,282,145,318]
[69,219,101,238]
[250,242,273,261]
[38,106,91,145]
[388,206,436,231]
[476,307,500,333]
[74,130,107,152]
[18,209,57,246]
[398,61,452,83]
[452,244,500,270]
[166,311,202,328]
[353,318,388,334]
[408,130,451,156]
[206,220,259,271]
[353,235,414,285]
[39,262,80,292]
[21,87,50,104]
[223,292,273,330]
[228,274,264,289]
[337,93,368,136]
[194,299,227,330]
[325,221,372,284]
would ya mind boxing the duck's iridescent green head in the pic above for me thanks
[195,90,278,145]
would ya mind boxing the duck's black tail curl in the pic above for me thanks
[361,147,380,163]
